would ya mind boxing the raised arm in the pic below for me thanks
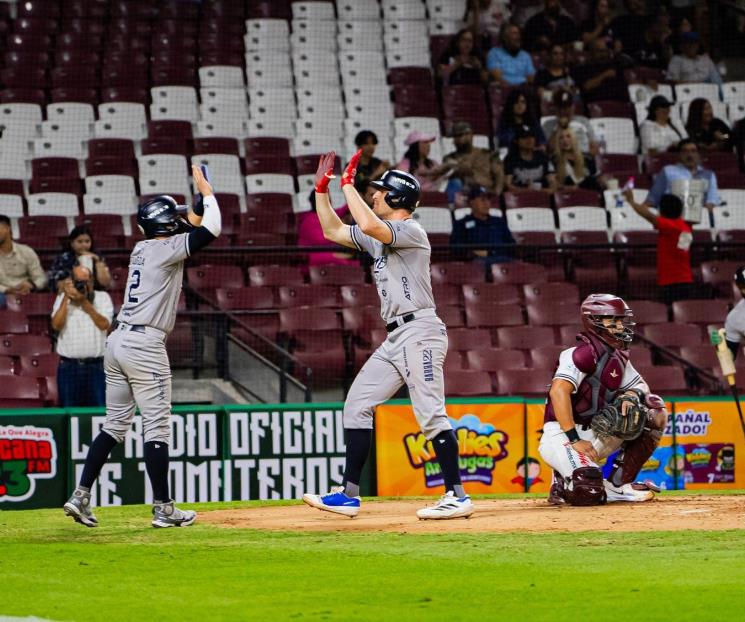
[623,188,658,226]
[313,152,356,249]
[341,150,393,245]
[186,164,222,255]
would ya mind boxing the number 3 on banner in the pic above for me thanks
[127,269,141,303]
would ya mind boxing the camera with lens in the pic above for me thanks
[73,279,87,294]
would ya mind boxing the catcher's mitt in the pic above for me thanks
[591,391,647,441]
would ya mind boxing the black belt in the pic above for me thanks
[386,313,416,333]
[119,323,146,333]
[60,356,103,365]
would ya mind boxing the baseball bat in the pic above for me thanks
[195,164,211,213]
[709,326,745,441]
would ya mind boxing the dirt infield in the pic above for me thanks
[201,494,745,533]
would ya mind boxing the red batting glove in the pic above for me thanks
[341,149,362,187]
[314,151,336,193]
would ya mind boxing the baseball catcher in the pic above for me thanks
[538,294,668,505]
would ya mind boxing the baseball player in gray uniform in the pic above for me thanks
[302,150,474,520]
[64,165,220,528]
[725,266,745,360]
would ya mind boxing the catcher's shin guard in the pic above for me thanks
[566,467,607,506]
[610,401,667,486]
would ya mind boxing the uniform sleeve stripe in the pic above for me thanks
[350,226,362,251]
[620,374,641,391]
[553,373,578,388]
[384,220,396,245]
[184,232,191,257]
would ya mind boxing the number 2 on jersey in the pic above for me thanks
[127,269,141,303]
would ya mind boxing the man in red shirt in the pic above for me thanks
[624,191,693,304]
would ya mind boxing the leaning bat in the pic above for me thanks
[709,326,745,441]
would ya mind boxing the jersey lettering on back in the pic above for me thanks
[117,233,190,334]
[350,219,435,322]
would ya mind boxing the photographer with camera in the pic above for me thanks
[51,264,113,407]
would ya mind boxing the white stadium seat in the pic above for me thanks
[0,194,24,218]
[244,19,290,51]
[33,136,86,159]
[246,118,295,139]
[198,66,245,88]
[427,0,467,20]
[190,154,245,195]
[0,156,30,180]
[627,83,675,106]
[394,117,441,139]
[385,48,431,69]
[712,205,745,230]
[40,118,92,140]
[150,101,199,123]
[85,175,136,196]
[292,1,336,20]
[558,207,608,232]
[382,0,426,20]
[94,117,146,141]
[27,193,79,217]
[413,207,453,234]
[246,173,295,195]
[674,82,720,104]
[603,189,649,210]
[196,117,247,139]
[428,19,464,35]
[137,154,189,196]
[506,208,556,232]
[718,189,745,209]
[609,205,655,231]
[590,118,637,155]
[83,193,137,217]
[337,0,381,21]
[0,103,42,138]
[46,102,94,129]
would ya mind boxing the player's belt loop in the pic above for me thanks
[385,313,416,333]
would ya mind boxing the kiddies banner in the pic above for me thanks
[376,400,552,496]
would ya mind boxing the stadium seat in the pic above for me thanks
[27,193,79,217]
[530,345,565,369]
[0,334,52,356]
[465,303,524,328]
[491,262,549,285]
[466,349,528,372]
[526,302,578,326]
[496,369,551,396]
[672,299,729,325]
[701,261,742,298]
[309,264,365,286]
[278,285,339,308]
[340,284,380,308]
[643,323,703,348]
[462,283,522,306]
[634,366,689,394]
[505,208,556,233]
[445,370,493,396]
[187,265,244,293]
[248,265,305,287]
[629,300,669,325]
[496,325,557,349]
[216,287,276,311]
[17,352,60,377]
[431,262,485,285]
[447,328,494,351]
[558,208,608,232]
[523,282,580,305]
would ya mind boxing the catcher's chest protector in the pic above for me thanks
[571,332,629,426]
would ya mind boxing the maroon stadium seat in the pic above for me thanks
[701,261,742,298]
[215,287,275,311]
[342,305,383,338]
[193,138,241,157]
[4,293,55,316]
[0,355,15,375]
[87,139,136,160]
[445,370,493,396]
[245,193,294,213]
[17,352,60,377]
[466,349,528,371]
[19,216,68,240]
[140,138,190,157]
[503,191,551,210]
[462,283,522,306]
[388,67,433,86]
[340,284,379,307]
[0,88,47,106]
[187,265,244,292]
[148,120,193,139]
[278,285,339,308]
[643,152,678,175]
[85,157,138,177]
[29,178,83,196]
[109,266,130,291]
[634,366,689,394]
[554,188,603,208]
[596,154,639,175]
[587,100,634,119]
[0,67,48,89]
[628,300,669,324]
[248,265,305,287]
[244,137,291,160]
[643,323,703,348]
[280,308,340,334]
[101,86,149,105]
[491,262,548,285]
[523,282,580,305]
[31,157,79,180]
[438,305,465,327]
[309,264,364,286]
[526,301,578,326]
[496,369,551,396]
[432,283,462,306]
[672,299,729,325]
[0,334,52,356]
[530,345,565,369]
[496,325,556,349]
[295,154,342,176]
[448,328,494,351]
[0,180,25,197]
[0,376,42,400]
[431,261,486,285]
[465,303,524,328]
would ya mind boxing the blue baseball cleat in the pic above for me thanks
[302,486,361,517]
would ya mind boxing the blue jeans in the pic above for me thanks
[57,358,106,407]
[446,177,464,204]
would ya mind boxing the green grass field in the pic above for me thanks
[2,494,744,622]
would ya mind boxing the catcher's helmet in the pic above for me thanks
[580,293,635,350]
[369,169,420,211]
[735,265,745,288]
[137,195,193,239]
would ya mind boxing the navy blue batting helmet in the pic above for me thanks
[136,195,193,239]
[369,170,421,211]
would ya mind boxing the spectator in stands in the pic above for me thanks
[552,127,604,191]
[666,31,722,85]
[623,191,693,304]
[534,44,577,103]
[634,11,673,70]
[504,125,557,193]
[47,225,112,294]
[396,131,453,192]
[443,121,504,201]
[487,23,536,87]
[685,98,731,152]
[523,0,579,52]
[645,138,721,214]
[581,0,621,52]
[543,88,598,155]
[572,36,628,103]
[451,185,515,265]
[610,0,652,58]
[496,89,546,150]
[437,28,488,86]
[51,264,113,407]
[297,190,357,268]
[640,95,685,155]
[351,131,389,186]
[732,117,745,172]
[467,0,512,47]
[668,14,694,55]
[0,214,47,308]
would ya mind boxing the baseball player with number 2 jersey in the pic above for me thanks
[64,165,221,528]
[302,151,474,520]
[725,266,745,361]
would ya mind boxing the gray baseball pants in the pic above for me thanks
[101,323,172,444]
[344,315,452,440]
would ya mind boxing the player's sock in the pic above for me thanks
[144,441,170,502]
[432,430,466,497]
[79,431,119,489]
[342,428,371,497]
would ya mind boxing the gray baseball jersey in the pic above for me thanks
[725,299,745,345]
[345,218,451,440]
[350,219,435,322]
[117,233,190,334]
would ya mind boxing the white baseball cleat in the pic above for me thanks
[416,491,474,520]
[604,481,655,502]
